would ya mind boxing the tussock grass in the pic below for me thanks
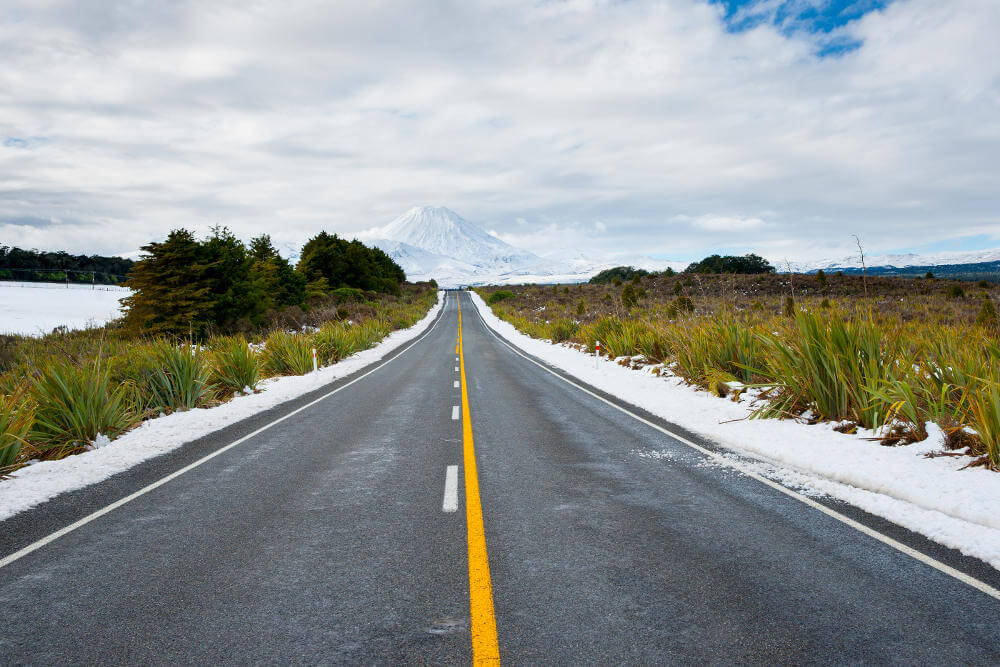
[263,330,315,376]
[31,359,137,458]
[209,335,261,394]
[148,344,213,412]
[310,323,356,365]
[479,280,1000,470]
[0,285,438,470]
[0,390,34,469]
[752,311,900,429]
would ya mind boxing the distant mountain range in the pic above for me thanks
[357,206,680,287]
[786,248,1000,273]
[784,248,1000,281]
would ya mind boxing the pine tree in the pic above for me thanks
[122,229,213,335]
[203,227,264,330]
[248,234,306,310]
[297,232,404,294]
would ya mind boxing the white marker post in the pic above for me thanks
[595,340,600,369]
[312,348,318,373]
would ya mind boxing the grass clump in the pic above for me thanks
[148,344,213,412]
[209,335,261,395]
[263,330,314,376]
[311,323,356,364]
[31,359,137,457]
[0,390,34,470]
[754,311,898,428]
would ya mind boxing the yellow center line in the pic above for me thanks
[458,299,501,664]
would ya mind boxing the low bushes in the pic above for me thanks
[480,286,1000,470]
[0,287,438,468]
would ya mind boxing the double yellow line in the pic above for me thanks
[458,300,500,663]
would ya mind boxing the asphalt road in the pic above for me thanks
[2,290,999,664]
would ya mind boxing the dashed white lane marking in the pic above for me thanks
[454,380,460,388]
[442,465,459,513]
[455,366,459,372]
[452,405,460,420]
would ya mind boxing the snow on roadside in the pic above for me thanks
[469,291,1000,570]
[0,292,444,522]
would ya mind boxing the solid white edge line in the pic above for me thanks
[0,292,451,572]
[443,465,459,513]
[452,405,460,420]
[467,292,1000,602]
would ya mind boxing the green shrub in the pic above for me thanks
[263,331,314,376]
[622,284,638,309]
[209,335,261,394]
[488,290,515,305]
[330,287,365,303]
[672,296,694,314]
[975,298,997,330]
[31,359,137,457]
[948,284,965,298]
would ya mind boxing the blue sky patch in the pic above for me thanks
[710,0,892,55]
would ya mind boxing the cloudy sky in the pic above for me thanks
[1,0,998,264]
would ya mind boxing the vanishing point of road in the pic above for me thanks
[2,291,999,663]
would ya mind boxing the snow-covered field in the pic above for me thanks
[0,281,128,336]
[469,291,1000,571]
[0,292,444,521]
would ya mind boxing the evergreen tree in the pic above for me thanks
[684,253,774,274]
[248,234,306,310]
[297,232,404,294]
[203,227,265,330]
[122,229,213,335]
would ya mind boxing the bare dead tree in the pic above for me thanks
[853,234,868,298]
[784,259,794,300]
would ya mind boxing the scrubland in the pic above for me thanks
[479,272,1000,470]
[0,284,437,473]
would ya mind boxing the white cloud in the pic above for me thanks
[688,215,769,232]
[0,0,997,264]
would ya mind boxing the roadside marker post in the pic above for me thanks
[595,340,600,368]
[312,348,318,373]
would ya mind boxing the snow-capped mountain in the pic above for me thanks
[358,205,680,286]
[364,206,540,272]
[785,247,1000,273]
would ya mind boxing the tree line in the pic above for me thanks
[590,254,774,284]
[0,246,135,284]
[122,227,406,336]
